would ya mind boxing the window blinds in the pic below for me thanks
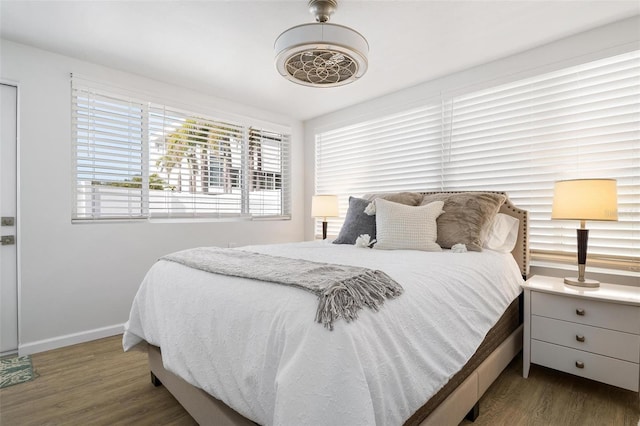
[315,104,443,236]
[247,128,291,218]
[315,50,639,271]
[147,105,246,218]
[72,87,147,219]
[72,80,291,221]
[446,50,639,269]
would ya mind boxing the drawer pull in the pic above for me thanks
[576,335,585,342]
[575,361,585,369]
[576,308,585,316]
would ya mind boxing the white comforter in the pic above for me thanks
[123,241,523,426]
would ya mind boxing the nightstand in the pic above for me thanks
[522,275,640,392]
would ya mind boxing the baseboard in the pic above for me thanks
[18,323,124,356]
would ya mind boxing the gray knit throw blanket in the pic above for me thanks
[161,247,403,330]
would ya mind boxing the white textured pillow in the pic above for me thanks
[374,199,444,251]
[483,213,519,252]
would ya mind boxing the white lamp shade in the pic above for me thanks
[311,195,339,218]
[552,179,618,221]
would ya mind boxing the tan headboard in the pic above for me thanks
[421,191,530,279]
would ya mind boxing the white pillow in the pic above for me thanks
[483,213,519,252]
[373,199,444,251]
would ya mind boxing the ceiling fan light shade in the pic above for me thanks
[274,23,369,87]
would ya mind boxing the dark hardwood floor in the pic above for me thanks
[0,335,637,425]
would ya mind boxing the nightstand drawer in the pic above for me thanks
[532,315,640,362]
[531,291,640,334]
[531,340,639,392]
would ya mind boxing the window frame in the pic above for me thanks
[72,78,291,222]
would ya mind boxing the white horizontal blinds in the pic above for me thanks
[72,85,146,220]
[247,128,291,218]
[148,105,246,218]
[314,50,638,268]
[315,104,443,237]
[446,50,640,266]
[72,77,291,221]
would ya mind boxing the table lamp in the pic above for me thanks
[551,179,618,288]
[312,195,338,240]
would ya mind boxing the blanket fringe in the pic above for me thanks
[315,271,403,330]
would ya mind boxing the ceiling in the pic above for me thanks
[1,1,639,121]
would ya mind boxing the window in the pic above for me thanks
[73,90,146,219]
[316,50,639,272]
[72,80,290,221]
[208,158,224,189]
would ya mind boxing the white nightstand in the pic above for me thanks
[522,275,640,392]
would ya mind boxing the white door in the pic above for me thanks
[0,83,18,355]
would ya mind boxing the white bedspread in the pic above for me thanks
[123,241,523,426]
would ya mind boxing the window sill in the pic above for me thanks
[73,215,291,224]
[149,216,252,224]
[530,260,640,287]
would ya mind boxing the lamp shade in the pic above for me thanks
[311,195,339,218]
[551,179,618,221]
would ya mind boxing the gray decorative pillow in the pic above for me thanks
[361,191,423,206]
[333,197,376,245]
[420,192,507,251]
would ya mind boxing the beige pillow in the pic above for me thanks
[420,192,506,251]
[361,191,423,206]
[373,198,444,251]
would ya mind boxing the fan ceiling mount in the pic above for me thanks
[274,0,369,88]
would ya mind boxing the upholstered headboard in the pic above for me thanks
[421,191,530,279]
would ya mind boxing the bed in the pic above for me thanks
[123,191,529,426]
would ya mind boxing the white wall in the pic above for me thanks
[0,40,305,354]
[304,16,640,283]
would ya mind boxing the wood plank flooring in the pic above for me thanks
[0,335,637,425]
[0,335,196,426]
[461,356,639,426]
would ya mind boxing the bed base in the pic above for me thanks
[148,324,523,426]
[148,345,256,426]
